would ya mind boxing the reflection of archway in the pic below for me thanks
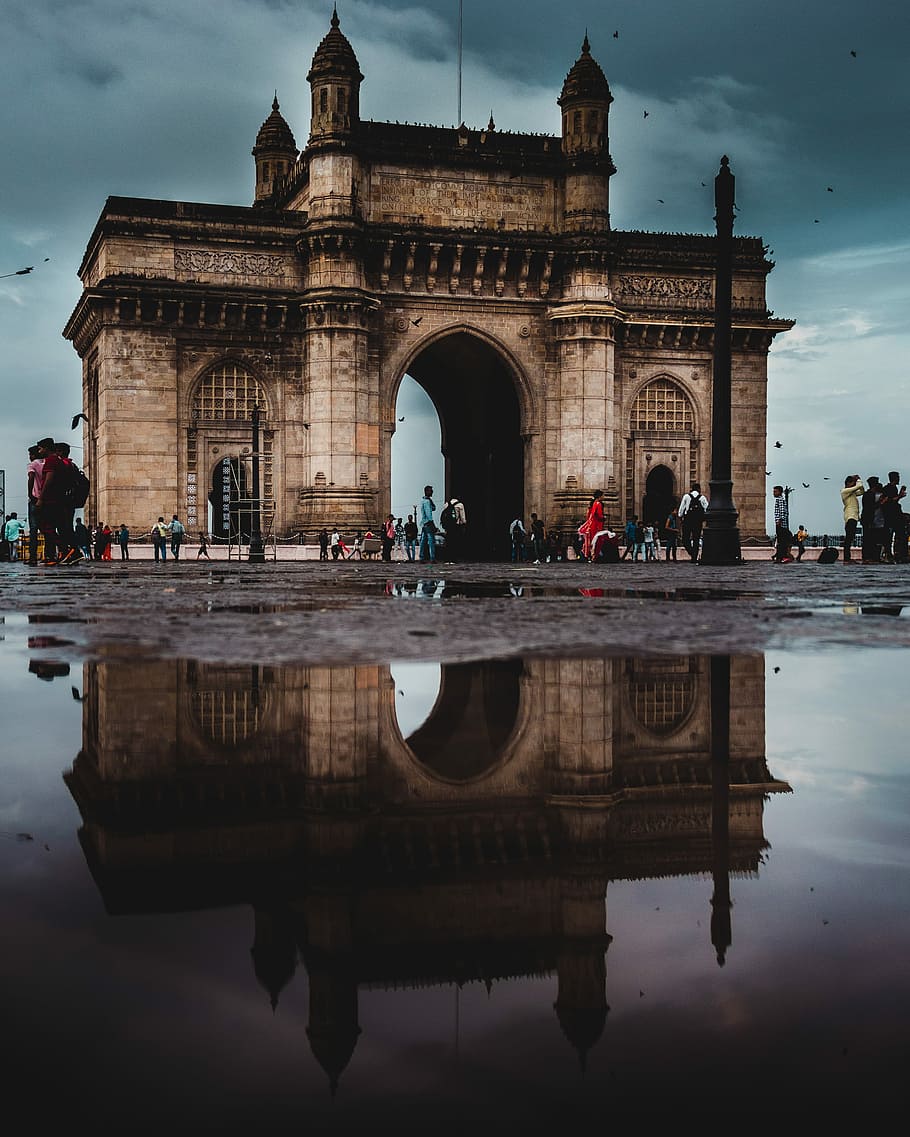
[185,662,272,753]
[399,333,524,560]
[405,659,523,780]
[643,464,675,529]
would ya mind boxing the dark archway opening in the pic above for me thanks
[642,464,676,530]
[406,659,523,780]
[403,333,523,560]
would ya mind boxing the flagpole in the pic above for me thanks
[457,0,463,123]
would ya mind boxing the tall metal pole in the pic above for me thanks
[457,0,463,124]
[709,655,733,966]
[700,155,742,565]
[248,405,265,563]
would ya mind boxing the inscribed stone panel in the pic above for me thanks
[371,171,551,230]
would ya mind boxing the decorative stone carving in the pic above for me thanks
[617,275,711,302]
[175,249,287,276]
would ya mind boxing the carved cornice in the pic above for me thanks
[175,248,288,276]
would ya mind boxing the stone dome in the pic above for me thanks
[559,35,612,104]
[307,7,363,84]
[254,97,297,153]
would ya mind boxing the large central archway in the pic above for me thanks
[399,332,524,561]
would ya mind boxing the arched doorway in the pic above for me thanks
[397,333,524,560]
[643,464,676,530]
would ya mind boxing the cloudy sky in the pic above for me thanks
[1,0,907,531]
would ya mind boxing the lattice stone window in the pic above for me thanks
[630,674,695,736]
[193,362,266,422]
[630,378,693,433]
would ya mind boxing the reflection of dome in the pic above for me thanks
[628,660,696,736]
[250,909,297,1011]
[404,660,523,780]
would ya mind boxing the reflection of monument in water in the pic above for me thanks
[65,655,788,1088]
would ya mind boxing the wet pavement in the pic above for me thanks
[2,558,909,1130]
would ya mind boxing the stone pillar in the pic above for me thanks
[548,285,621,532]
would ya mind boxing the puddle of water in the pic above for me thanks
[1,625,907,1126]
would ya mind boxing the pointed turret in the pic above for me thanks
[307,6,363,142]
[252,95,298,204]
[557,35,615,231]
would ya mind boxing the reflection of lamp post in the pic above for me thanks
[248,406,265,563]
[700,156,742,565]
[709,655,732,966]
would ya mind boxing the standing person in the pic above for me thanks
[117,523,130,560]
[404,514,419,561]
[26,445,44,566]
[577,491,604,562]
[879,472,907,563]
[509,515,526,562]
[330,527,341,560]
[840,475,864,562]
[530,512,545,563]
[394,517,405,550]
[152,516,169,562]
[73,517,92,560]
[621,516,638,561]
[438,500,456,562]
[4,513,24,561]
[419,485,437,563]
[197,531,211,560]
[771,486,793,563]
[318,527,329,561]
[860,477,883,564]
[678,483,708,562]
[382,513,396,562]
[448,497,467,561]
[643,523,656,561]
[169,514,185,560]
[632,517,646,562]
[101,523,113,560]
[663,508,680,561]
[93,524,107,561]
[33,437,74,564]
[795,524,809,561]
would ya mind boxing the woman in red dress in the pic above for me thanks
[578,490,604,561]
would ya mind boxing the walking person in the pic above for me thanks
[4,513,24,561]
[74,518,92,560]
[510,515,526,562]
[621,516,638,561]
[117,523,130,560]
[663,508,680,561]
[678,483,708,562]
[330,527,341,560]
[795,524,809,561]
[26,445,43,566]
[419,485,437,563]
[841,475,864,562]
[530,513,545,563]
[197,531,211,560]
[578,490,604,562]
[382,514,396,562]
[403,515,418,561]
[151,516,169,562]
[169,514,185,560]
[772,486,794,563]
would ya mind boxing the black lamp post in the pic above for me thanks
[248,405,265,563]
[709,654,733,966]
[700,156,742,565]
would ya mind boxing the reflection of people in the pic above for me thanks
[29,659,71,681]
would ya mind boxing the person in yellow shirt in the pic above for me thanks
[795,524,809,561]
[840,474,864,562]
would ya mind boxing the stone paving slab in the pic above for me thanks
[3,558,909,665]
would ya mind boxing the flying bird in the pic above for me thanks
[774,441,782,448]
[613,30,619,38]
[71,412,89,430]
[410,317,422,326]
[765,470,772,476]
[643,110,649,118]
[823,476,831,480]
[657,198,664,204]
[814,219,820,223]
[71,686,85,702]
[398,416,405,422]
[802,482,810,488]
[302,422,310,429]
[827,186,834,192]
[850,49,857,57]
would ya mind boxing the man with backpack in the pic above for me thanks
[169,514,185,560]
[678,483,709,562]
